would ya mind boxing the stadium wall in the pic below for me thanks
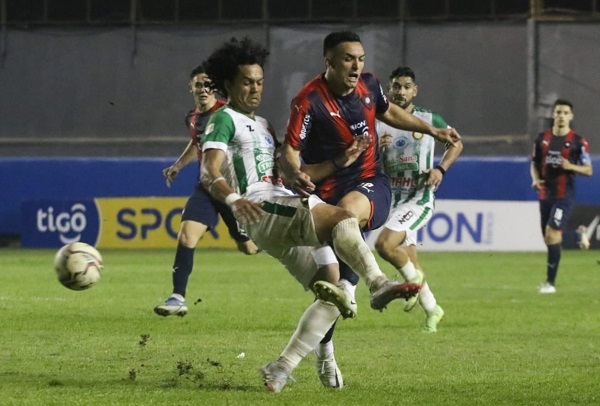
[1,22,599,157]
[3,157,599,250]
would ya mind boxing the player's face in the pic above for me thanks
[226,64,264,115]
[189,73,216,109]
[388,76,418,110]
[325,41,365,95]
[552,104,573,129]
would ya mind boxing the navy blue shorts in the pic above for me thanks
[182,185,249,242]
[324,173,391,232]
[539,198,573,233]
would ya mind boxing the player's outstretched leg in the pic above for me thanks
[370,279,421,310]
[330,218,421,310]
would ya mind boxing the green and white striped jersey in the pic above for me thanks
[202,105,279,196]
[376,106,448,208]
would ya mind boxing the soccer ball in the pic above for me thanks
[54,242,103,291]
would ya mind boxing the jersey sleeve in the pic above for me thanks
[284,97,312,150]
[202,109,235,153]
[579,137,592,165]
[432,112,449,129]
[362,72,389,115]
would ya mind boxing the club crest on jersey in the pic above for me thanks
[205,123,215,135]
[564,141,571,148]
[412,132,424,140]
[361,95,373,109]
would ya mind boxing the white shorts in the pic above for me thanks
[383,200,434,246]
[244,192,337,289]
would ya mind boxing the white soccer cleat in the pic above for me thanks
[315,351,343,389]
[577,225,590,250]
[154,296,188,317]
[538,282,556,294]
[260,361,291,393]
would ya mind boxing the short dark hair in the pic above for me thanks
[389,66,416,82]
[205,37,269,97]
[323,31,361,56]
[190,62,208,79]
[554,98,573,111]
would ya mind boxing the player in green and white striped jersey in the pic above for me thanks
[375,67,463,332]
[199,38,421,393]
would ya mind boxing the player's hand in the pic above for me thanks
[333,137,371,168]
[431,127,461,147]
[162,165,180,188]
[287,169,315,197]
[231,198,264,225]
[380,132,393,150]
[423,168,444,191]
[531,179,544,192]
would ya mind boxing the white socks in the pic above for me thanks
[399,260,419,282]
[332,218,385,290]
[418,282,437,314]
[278,299,340,373]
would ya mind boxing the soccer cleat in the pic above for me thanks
[403,269,424,312]
[538,282,556,294]
[313,281,357,319]
[315,351,343,389]
[370,280,421,311]
[577,225,590,250]
[153,296,188,317]
[423,305,444,333]
[260,361,291,393]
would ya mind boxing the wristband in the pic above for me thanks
[435,165,446,176]
[224,193,242,207]
[331,159,343,170]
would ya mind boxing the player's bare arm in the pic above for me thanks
[530,162,544,192]
[425,138,464,189]
[279,138,370,195]
[200,148,264,224]
[561,159,593,176]
[163,139,198,187]
[379,103,461,146]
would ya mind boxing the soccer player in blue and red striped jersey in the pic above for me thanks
[279,31,461,387]
[531,99,593,294]
[154,63,259,317]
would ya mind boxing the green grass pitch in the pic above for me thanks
[0,248,599,405]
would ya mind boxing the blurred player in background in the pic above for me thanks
[201,36,420,393]
[531,99,593,294]
[279,31,461,384]
[154,63,259,317]
[375,66,462,332]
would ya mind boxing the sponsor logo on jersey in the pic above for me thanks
[545,152,562,167]
[299,113,311,140]
[394,136,410,148]
[256,153,275,173]
[391,176,418,189]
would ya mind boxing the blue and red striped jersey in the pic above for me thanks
[532,129,591,199]
[285,72,389,201]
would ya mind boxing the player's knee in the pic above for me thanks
[178,231,201,248]
[374,236,393,257]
